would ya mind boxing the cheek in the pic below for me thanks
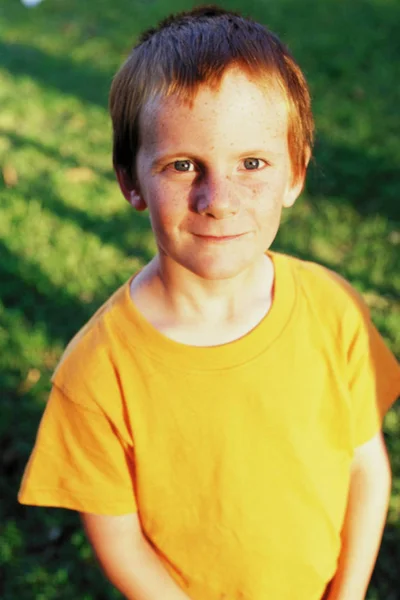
[257,203,283,234]
[247,180,285,213]
[147,186,186,230]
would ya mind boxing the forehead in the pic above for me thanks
[139,68,289,152]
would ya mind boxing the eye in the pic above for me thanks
[173,160,194,172]
[242,158,266,170]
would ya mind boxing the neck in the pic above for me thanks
[146,253,274,324]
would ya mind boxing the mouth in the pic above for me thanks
[192,233,247,242]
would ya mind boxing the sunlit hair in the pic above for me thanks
[109,5,314,184]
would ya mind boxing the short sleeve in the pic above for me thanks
[345,302,400,447]
[18,384,138,515]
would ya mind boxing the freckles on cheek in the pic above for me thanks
[250,186,285,222]
[248,183,272,206]
[253,179,285,201]
[151,191,185,229]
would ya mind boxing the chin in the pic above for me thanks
[184,258,254,281]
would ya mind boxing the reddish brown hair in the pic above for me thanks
[110,6,314,183]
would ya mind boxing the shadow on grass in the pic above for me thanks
[0,127,115,180]
[0,40,110,108]
[0,239,99,343]
[308,141,400,223]
[14,175,154,263]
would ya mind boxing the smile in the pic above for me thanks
[192,233,247,242]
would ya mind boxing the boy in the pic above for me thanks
[18,6,400,600]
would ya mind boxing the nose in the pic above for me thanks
[193,174,240,219]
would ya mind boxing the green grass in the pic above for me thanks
[1,0,399,598]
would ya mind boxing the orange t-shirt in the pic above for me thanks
[19,253,400,600]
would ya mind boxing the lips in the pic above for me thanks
[192,233,247,239]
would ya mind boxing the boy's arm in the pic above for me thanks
[81,512,191,600]
[325,430,391,600]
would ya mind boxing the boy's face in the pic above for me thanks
[120,68,305,281]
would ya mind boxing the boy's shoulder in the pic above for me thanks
[52,278,132,403]
[278,252,368,316]
[274,252,372,343]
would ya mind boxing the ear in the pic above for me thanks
[282,174,305,208]
[115,168,147,211]
[283,149,311,208]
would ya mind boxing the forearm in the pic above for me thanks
[106,535,191,600]
[326,433,391,600]
[82,513,191,600]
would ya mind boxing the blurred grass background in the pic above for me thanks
[0,0,399,598]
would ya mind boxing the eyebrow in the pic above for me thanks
[237,149,281,158]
